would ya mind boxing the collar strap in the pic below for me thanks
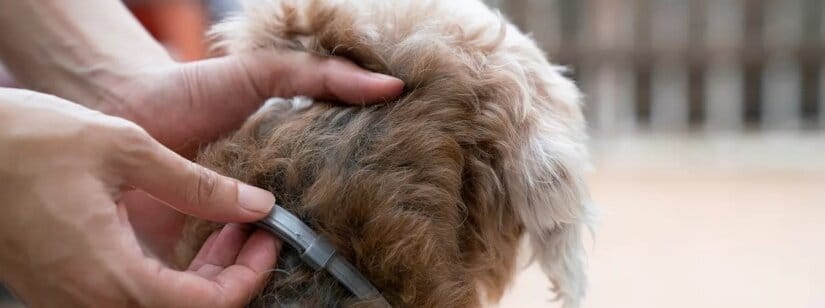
[256,205,390,306]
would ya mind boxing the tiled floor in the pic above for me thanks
[498,134,825,308]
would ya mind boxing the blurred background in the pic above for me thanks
[1,0,823,307]
[487,1,825,308]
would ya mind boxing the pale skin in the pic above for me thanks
[0,0,403,306]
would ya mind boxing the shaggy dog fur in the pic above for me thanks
[175,0,594,307]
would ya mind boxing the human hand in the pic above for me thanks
[0,1,403,302]
[82,51,403,260]
[97,50,404,156]
[0,88,280,307]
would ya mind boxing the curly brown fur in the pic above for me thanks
[176,0,594,307]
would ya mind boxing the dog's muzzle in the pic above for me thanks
[256,205,391,307]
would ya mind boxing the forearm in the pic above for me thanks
[0,0,174,110]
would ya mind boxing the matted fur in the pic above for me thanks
[176,0,594,307]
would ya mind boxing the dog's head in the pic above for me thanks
[177,0,593,307]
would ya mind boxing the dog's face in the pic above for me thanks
[176,0,593,307]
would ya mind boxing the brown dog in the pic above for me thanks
[176,0,594,307]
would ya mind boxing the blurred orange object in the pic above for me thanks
[129,0,208,61]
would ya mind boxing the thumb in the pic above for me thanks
[185,49,405,107]
[118,130,274,222]
[142,49,403,156]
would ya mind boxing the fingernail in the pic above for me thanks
[367,72,402,82]
[238,184,275,214]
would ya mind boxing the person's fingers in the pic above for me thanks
[194,229,221,261]
[134,50,404,155]
[188,224,251,275]
[212,229,282,298]
[246,51,405,104]
[234,230,282,271]
[189,49,404,106]
[137,229,280,307]
[115,127,274,223]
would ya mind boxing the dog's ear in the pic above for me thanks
[500,65,594,308]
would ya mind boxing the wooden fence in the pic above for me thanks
[487,0,825,134]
